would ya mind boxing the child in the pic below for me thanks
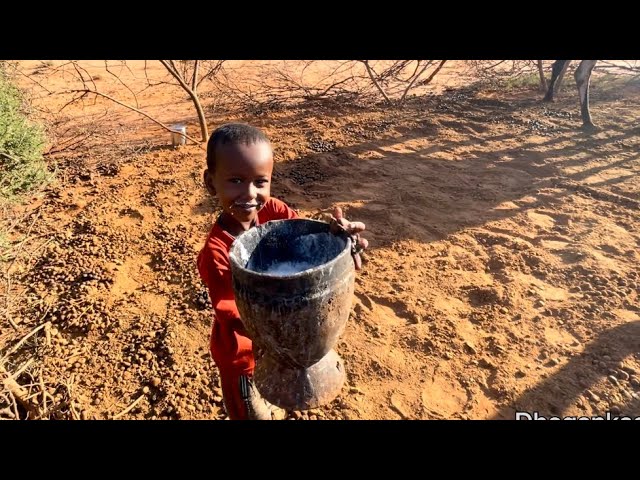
[197,123,368,420]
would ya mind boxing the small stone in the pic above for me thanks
[608,375,619,386]
[609,405,621,415]
[478,357,496,370]
[142,386,150,394]
[463,341,477,355]
[151,377,161,388]
[342,409,357,420]
[617,370,630,381]
[585,390,600,403]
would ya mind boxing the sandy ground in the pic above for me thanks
[1,61,639,420]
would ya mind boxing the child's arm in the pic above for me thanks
[198,246,247,334]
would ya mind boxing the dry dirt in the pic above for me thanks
[2,61,639,420]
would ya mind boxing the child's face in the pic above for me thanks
[205,140,273,225]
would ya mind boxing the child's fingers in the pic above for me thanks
[353,252,362,270]
[358,237,369,250]
[329,216,347,234]
[345,221,366,234]
[329,207,365,236]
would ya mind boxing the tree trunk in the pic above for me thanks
[555,60,572,93]
[537,60,547,92]
[160,60,209,143]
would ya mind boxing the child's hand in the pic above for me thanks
[329,206,369,270]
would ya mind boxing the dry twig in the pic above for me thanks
[112,394,145,420]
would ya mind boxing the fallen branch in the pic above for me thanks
[10,358,35,379]
[112,394,144,420]
[0,363,40,418]
[0,151,22,164]
[4,208,43,332]
[62,374,81,420]
[39,373,52,415]
[7,315,18,331]
[10,390,19,419]
[44,322,51,347]
[0,405,16,419]
[0,322,49,363]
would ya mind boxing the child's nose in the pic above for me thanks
[244,182,257,200]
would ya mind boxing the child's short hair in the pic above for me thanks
[206,123,270,171]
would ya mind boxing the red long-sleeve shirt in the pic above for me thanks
[197,198,298,376]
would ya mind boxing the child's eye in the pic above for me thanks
[256,179,269,186]
[229,178,242,184]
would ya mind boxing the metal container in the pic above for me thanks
[170,124,187,146]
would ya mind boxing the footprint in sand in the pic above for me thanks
[527,210,556,230]
[420,371,468,419]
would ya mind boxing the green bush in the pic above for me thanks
[0,69,50,200]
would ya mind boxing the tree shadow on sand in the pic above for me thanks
[492,321,640,420]
[265,91,639,250]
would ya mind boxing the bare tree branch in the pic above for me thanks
[66,88,204,147]
[191,60,199,92]
[362,60,392,105]
[400,60,445,104]
[159,60,209,142]
[104,60,140,108]
[196,60,225,89]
